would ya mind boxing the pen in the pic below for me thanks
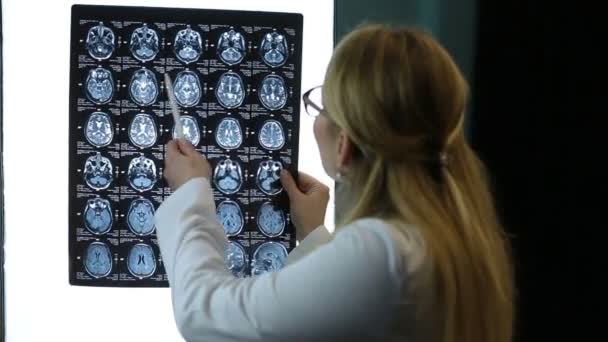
[164,73,183,140]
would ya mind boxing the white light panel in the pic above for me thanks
[2,0,334,341]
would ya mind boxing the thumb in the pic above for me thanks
[166,140,182,162]
[280,169,302,199]
[177,138,198,157]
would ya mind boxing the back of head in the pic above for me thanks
[323,24,514,342]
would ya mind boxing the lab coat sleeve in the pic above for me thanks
[286,225,333,265]
[155,177,404,342]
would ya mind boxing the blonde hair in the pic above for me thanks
[323,24,514,342]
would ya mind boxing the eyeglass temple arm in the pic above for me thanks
[303,88,323,112]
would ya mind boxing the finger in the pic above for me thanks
[166,140,181,162]
[294,171,323,193]
[177,138,198,157]
[203,158,212,174]
[280,169,302,199]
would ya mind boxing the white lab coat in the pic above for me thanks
[155,177,431,342]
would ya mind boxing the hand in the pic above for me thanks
[164,139,211,191]
[280,170,330,241]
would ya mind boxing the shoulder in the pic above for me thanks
[335,217,426,256]
[334,217,427,287]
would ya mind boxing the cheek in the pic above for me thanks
[313,116,337,175]
[312,116,322,142]
[313,116,330,151]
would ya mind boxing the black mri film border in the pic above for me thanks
[69,4,302,287]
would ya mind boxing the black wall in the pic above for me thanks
[470,1,604,341]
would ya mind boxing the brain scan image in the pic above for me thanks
[83,198,113,235]
[215,72,245,109]
[216,200,244,236]
[260,32,288,67]
[127,155,157,192]
[173,70,201,107]
[213,158,243,194]
[251,242,288,276]
[129,68,158,106]
[217,30,246,65]
[85,67,114,104]
[86,22,115,60]
[84,242,113,278]
[130,24,160,62]
[85,112,113,147]
[129,113,157,148]
[172,116,200,146]
[259,120,286,150]
[127,198,155,236]
[225,242,247,277]
[84,152,113,190]
[174,26,202,64]
[215,118,243,149]
[257,202,286,237]
[127,243,157,278]
[256,161,283,195]
[259,74,287,110]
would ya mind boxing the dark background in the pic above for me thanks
[1,1,603,341]
[469,2,604,341]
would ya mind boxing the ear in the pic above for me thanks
[336,130,356,171]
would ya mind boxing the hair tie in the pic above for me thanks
[439,151,450,167]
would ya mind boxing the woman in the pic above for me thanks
[156,24,514,342]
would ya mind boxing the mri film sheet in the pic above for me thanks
[69,5,303,287]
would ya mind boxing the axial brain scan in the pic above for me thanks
[130,24,160,62]
[173,70,201,107]
[84,198,113,235]
[127,243,156,278]
[259,74,287,110]
[174,26,202,64]
[84,152,113,190]
[86,22,115,60]
[129,113,157,148]
[215,118,243,149]
[85,112,113,147]
[257,202,286,237]
[217,200,244,236]
[127,198,155,236]
[256,160,283,195]
[127,155,157,192]
[213,158,243,194]
[225,241,247,277]
[172,116,200,146]
[217,29,246,65]
[259,120,285,150]
[85,67,114,104]
[251,242,287,276]
[129,68,158,106]
[260,32,288,67]
[84,241,113,278]
[215,72,245,108]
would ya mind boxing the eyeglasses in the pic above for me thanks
[302,85,324,117]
